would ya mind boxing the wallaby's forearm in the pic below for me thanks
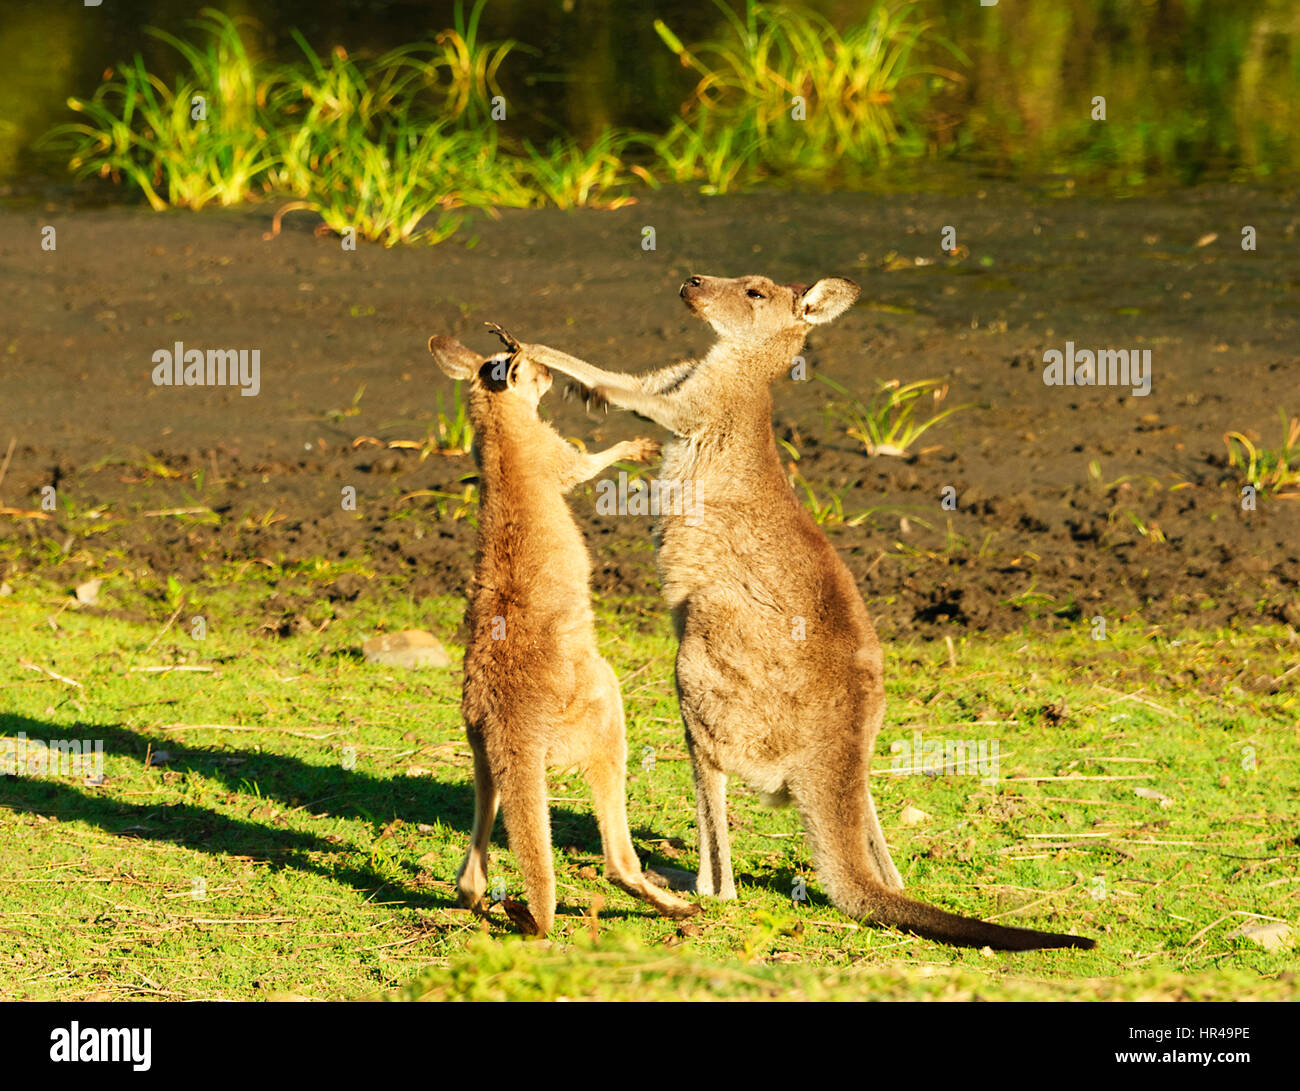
[559,440,654,491]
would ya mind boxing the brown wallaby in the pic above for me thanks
[427,334,700,935]
[487,275,1094,951]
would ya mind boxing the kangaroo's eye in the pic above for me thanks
[747,289,765,299]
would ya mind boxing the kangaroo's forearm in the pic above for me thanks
[596,387,694,434]
[519,342,695,398]
[641,359,698,394]
[518,343,640,396]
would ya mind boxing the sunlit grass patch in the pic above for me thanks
[653,0,964,188]
[1224,410,1300,498]
[818,374,973,458]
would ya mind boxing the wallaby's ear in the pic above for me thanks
[481,352,513,390]
[800,278,859,325]
[428,335,483,381]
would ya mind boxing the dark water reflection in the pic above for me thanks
[2,0,1297,187]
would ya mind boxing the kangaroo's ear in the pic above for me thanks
[800,278,859,325]
[428,335,483,380]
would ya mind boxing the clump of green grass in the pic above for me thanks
[423,382,475,457]
[516,130,647,210]
[38,3,611,245]
[1224,411,1300,498]
[653,0,963,190]
[819,375,972,457]
[41,1,969,235]
[42,9,275,210]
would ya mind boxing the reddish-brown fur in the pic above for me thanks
[427,335,699,934]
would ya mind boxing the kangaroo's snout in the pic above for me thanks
[680,274,710,317]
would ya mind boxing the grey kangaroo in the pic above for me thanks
[428,334,700,935]
[487,274,1094,950]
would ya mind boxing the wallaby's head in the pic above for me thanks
[428,335,553,413]
[679,274,859,346]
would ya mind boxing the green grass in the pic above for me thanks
[1,573,1296,1001]
[43,10,273,210]
[1224,410,1300,498]
[653,0,964,189]
[39,1,967,237]
[818,374,974,458]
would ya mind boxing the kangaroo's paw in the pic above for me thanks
[484,322,521,354]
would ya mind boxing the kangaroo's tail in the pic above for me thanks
[841,879,1094,951]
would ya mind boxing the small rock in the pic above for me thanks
[1133,786,1173,807]
[576,866,599,880]
[147,750,171,766]
[1227,921,1293,952]
[0,582,12,596]
[361,630,451,669]
[900,805,930,826]
[75,579,102,606]
[404,765,430,777]
[416,823,436,835]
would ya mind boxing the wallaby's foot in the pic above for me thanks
[456,882,486,916]
[455,853,489,914]
[607,872,703,919]
[502,896,542,936]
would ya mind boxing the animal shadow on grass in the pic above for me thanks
[0,713,621,919]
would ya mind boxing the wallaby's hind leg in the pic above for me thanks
[582,667,701,919]
[455,731,499,914]
[687,735,737,899]
[496,757,556,935]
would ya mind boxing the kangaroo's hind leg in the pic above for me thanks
[455,728,499,914]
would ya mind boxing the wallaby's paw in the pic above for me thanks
[627,437,663,463]
[645,865,697,893]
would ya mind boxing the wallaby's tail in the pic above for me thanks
[847,881,1095,951]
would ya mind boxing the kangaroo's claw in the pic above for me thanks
[484,322,521,354]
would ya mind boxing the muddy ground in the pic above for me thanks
[1,180,1297,638]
